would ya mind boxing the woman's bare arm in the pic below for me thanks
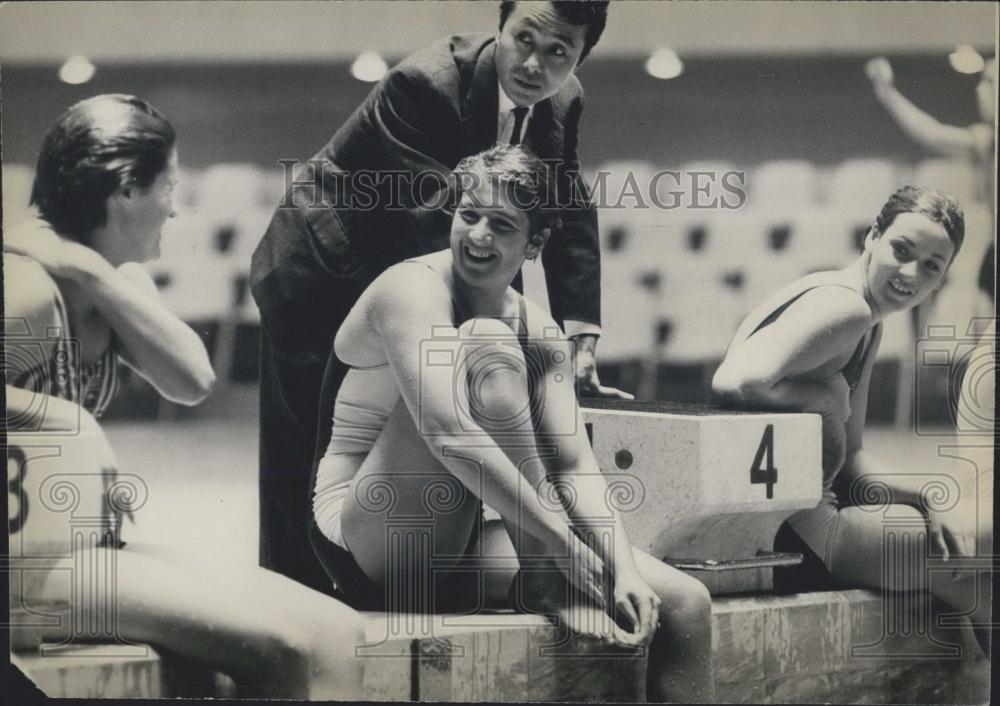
[865,57,979,158]
[712,287,873,473]
[5,229,215,405]
[712,288,870,412]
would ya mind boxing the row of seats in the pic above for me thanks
[595,204,994,364]
[585,157,984,217]
[3,159,991,371]
[3,156,984,232]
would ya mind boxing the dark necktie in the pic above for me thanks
[509,107,529,145]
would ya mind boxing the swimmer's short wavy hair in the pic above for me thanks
[453,144,563,247]
[499,1,609,64]
[872,186,965,259]
[31,94,176,244]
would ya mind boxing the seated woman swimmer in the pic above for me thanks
[310,144,714,703]
[4,94,365,699]
[712,186,990,660]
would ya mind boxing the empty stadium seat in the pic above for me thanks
[195,163,271,223]
[592,160,657,212]
[598,257,660,364]
[259,166,291,209]
[913,158,980,206]
[786,207,864,276]
[675,160,743,214]
[827,158,903,216]
[746,159,819,213]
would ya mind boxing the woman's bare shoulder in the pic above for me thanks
[799,283,872,327]
[776,271,872,324]
[3,253,62,335]
[734,273,873,362]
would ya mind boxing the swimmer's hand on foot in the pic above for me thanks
[558,533,609,610]
[610,570,660,646]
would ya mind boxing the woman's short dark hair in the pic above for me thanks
[872,185,965,258]
[499,1,609,64]
[453,144,562,245]
[30,94,176,243]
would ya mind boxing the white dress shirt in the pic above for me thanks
[496,81,533,145]
[495,81,601,341]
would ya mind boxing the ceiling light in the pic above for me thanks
[351,51,388,82]
[949,45,985,75]
[58,56,96,85]
[645,48,683,80]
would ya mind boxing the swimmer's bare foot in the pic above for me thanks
[508,568,634,646]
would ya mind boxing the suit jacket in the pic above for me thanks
[251,34,600,355]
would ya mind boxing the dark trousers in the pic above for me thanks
[252,201,369,592]
[257,331,351,593]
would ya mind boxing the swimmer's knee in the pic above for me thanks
[456,318,532,428]
[660,573,712,632]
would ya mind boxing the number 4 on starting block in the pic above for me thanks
[749,424,778,499]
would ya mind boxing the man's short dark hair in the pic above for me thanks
[499,1,609,64]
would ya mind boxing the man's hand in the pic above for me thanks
[571,334,633,400]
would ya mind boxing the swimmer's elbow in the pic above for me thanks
[187,365,217,404]
[164,364,217,406]
[194,366,218,403]
[712,364,753,405]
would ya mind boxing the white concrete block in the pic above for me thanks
[582,401,823,592]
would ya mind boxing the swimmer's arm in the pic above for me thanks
[545,391,643,579]
[871,78,978,158]
[4,231,214,405]
[839,326,929,509]
[367,269,575,553]
[839,328,970,558]
[85,261,216,405]
[712,290,870,417]
[526,300,642,577]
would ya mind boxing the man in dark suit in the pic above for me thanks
[251,1,625,591]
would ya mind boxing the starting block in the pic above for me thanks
[581,399,822,594]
